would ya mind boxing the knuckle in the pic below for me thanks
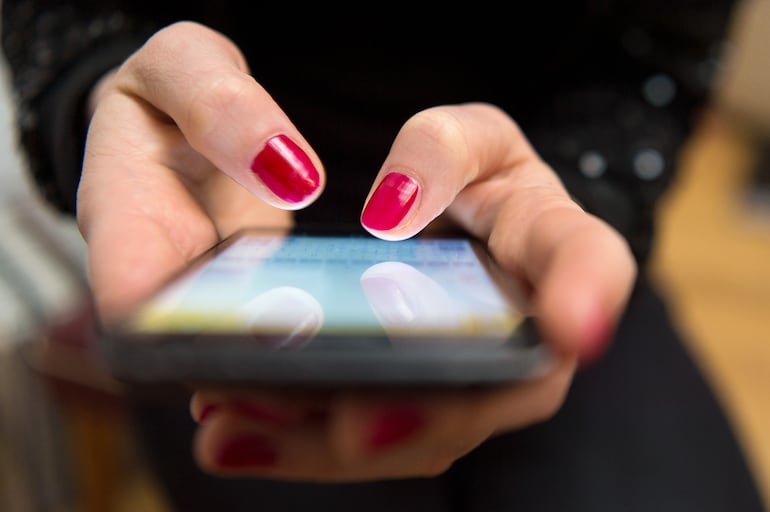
[121,22,208,86]
[185,72,255,135]
[147,21,210,50]
[124,21,244,86]
[131,22,199,68]
[403,108,471,165]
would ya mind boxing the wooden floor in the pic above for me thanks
[651,109,770,509]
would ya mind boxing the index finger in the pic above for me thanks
[117,21,324,209]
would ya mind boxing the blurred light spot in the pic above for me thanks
[633,149,665,180]
[579,150,607,179]
[642,73,677,107]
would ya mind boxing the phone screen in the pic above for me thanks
[131,231,521,338]
[103,228,548,387]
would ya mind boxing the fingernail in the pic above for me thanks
[366,406,426,450]
[216,434,278,468]
[579,308,613,367]
[361,172,419,231]
[230,401,293,427]
[250,134,320,203]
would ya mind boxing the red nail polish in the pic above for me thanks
[250,134,320,203]
[579,309,613,368]
[361,172,418,231]
[215,434,278,468]
[366,406,426,450]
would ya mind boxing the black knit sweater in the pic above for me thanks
[1,0,736,263]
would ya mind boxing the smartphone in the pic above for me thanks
[99,226,553,391]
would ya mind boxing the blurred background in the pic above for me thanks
[0,1,769,511]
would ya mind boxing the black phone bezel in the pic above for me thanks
[98,226,552,392]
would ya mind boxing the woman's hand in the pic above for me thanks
[78,21,323,318]
[79,19,635,484]
[191,104,637,480]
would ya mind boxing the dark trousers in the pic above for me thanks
[132,279,765,511]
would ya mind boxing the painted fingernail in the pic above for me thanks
[230,401,293,427]
[361,172,419,231]
[366,406,426,450]
[250,134,320,203]
[579,308,613,367]
[216,434,278,468]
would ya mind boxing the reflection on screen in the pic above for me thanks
[130,233,523,341]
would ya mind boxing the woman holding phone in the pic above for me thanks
[2,1,764,510]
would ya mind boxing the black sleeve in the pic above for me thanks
[1,0,171,215]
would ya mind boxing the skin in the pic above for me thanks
[79,21,637,481]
